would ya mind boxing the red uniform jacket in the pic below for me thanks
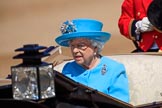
[118,0,162,51]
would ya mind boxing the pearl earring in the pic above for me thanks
[94,52,96,56]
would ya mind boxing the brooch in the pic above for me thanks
[101,64,107,75]
[60,20,76,34]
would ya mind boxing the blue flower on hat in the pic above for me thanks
[60,20,77,34]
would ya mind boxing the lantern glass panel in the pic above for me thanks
[39,64,55,99]
[11,67,39,100]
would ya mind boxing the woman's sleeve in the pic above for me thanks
[108,63,130,103]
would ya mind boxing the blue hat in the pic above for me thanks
[55,18,111,47]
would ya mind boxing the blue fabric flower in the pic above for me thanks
[60,20,76,34]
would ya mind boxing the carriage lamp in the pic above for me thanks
[11,44,55,100]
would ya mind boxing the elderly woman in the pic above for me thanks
[55,18,130,103]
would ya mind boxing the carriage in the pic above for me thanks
[1,48,162,108]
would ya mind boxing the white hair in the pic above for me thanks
[90,39,104,54]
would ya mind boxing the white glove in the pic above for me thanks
[135,17,154,33]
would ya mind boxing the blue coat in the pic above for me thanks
[62,56,130,103]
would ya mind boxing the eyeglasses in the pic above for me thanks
[69,42,90,50]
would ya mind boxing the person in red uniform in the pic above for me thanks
[118,0,162,52]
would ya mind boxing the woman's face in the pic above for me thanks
[69,38,97,68]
